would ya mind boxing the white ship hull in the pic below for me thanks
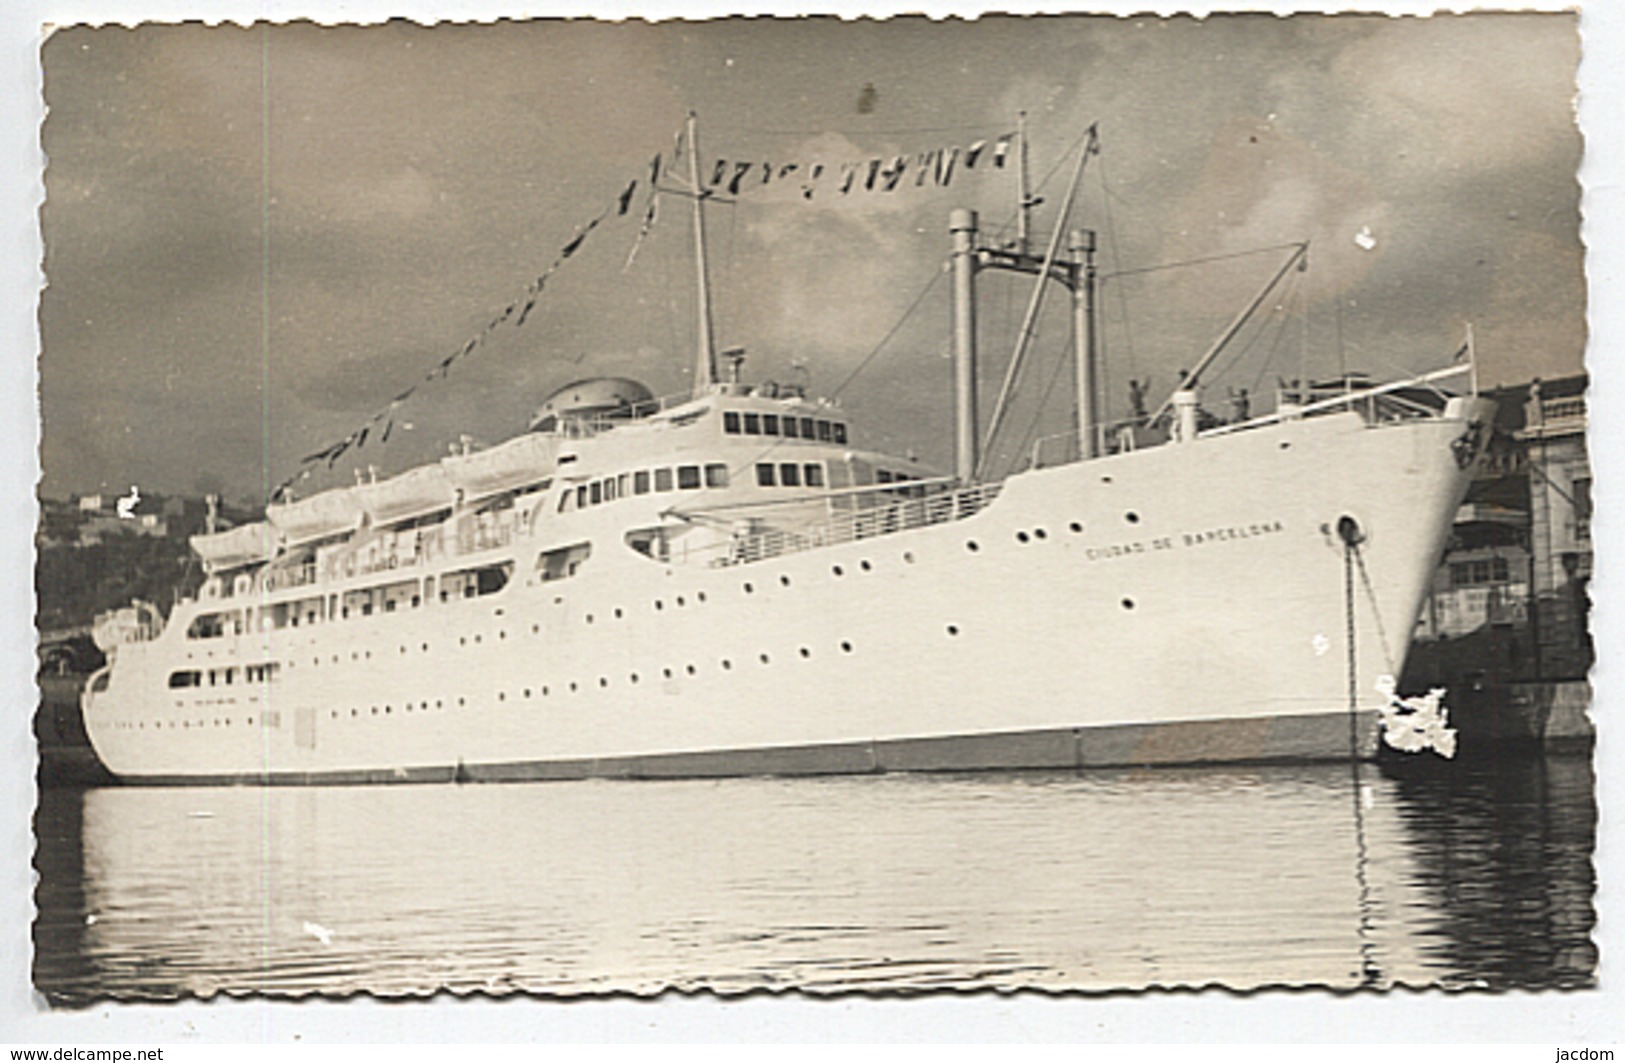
[81,402,1487,783]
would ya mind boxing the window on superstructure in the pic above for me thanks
[705,463,729,488]
[634,470,651,495]
[800,417,816,438]
[167,670,202,689]
[1575,476,1592,540]
[804,463,825,488]
[756,463,775,487]
[678,465,702,490]
[743,413,761,435]
[617,473,630,498]
[778,463,801,487]
[539,542,591,582]
[655,468,674,492]
[817,420,833,442]
[782,417,799,439]
[590,482,602,506]
[763,414,780,436]
[724,411,740,434]
[576,485,588,509]
[833,423,848,444]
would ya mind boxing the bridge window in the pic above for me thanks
[800,416,815,438]
[816,420,833,441]
[757,463,775,487]
[779,463,801,487]
[833,423,848,444]
[782,417,799,439]
[678,465,702,490]
[763,414,780,436]
[634,470,651,495]
[706,463,729,488]
[743,413,761,435]
[724,411,740,434]
[655,468,674,492]
[805,463,825,487]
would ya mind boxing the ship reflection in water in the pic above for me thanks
[34,754,1594,1001]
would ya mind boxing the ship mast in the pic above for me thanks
[686,111,718,397]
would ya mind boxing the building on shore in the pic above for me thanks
[1404,374,1592,748]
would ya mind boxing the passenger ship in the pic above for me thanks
[80,118,1492,783]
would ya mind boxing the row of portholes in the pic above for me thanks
[112,715,254,730]
[329,698,454,720]
[476,640,862,702]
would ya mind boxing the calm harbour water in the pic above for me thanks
[33,753,1596,1002]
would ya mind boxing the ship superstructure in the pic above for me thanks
[79,117,1492,783]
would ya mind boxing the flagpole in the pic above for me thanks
[687,111,718,396]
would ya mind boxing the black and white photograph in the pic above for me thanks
[12,1,1609,1030]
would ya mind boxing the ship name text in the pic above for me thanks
[1083,519,1284,562]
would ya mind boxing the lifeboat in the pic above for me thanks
[188,521,278,571]
[265,486,364,545]
[352,464,456,526]
[440,433,560,499]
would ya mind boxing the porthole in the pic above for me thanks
[542,686,550,696]
[598,677,608,688]
[496,693,504,702]
[386,704,394,713]
[655,600,664,611]
[499,631,506,640]
[780,575,792,587]
[1034,528,1048,540]
[721,659,732,670]
[350,708,358,717]
[1125,512,1140,524]
[1279,441,1292,450]
[799,647,811,659]
[903,551,916,564]
[1069,522,1084,534]
[662,668,673,679]
[859,560,872,572]
[946,624,960,636]
[586,614,595,624]
[457,697,466,706]
[569,682,579,693]
[686,664,697,676]
[629,673,639,684]
[422,642,430,651]
[614,608,623,619]
[743,583,754,594]
[840,641,854,653]
[759,653,770,665]
[1102,475,1113,484]
[832,565,844,577]
[370,707,379,715]
[697,591,708,603]
[1016,531,1030,543]
[966,540,980,552]
[676,596,686,607]
[530,625,539,634]
[1121,598,1136,610]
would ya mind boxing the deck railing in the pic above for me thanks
[717,481,1004,567]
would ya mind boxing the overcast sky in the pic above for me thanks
[37,13,1583,504]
